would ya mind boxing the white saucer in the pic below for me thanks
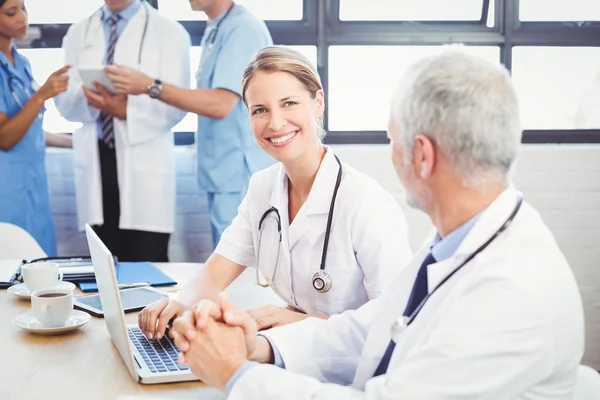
[12,310,91,335]
[7,281,76,299]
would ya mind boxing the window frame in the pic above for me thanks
[21,0,600,144]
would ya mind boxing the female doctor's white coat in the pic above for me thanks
[229,187,585,399]
[215,148,413,316]
[54,5,191,233]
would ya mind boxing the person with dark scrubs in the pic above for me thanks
[0,0,71,256]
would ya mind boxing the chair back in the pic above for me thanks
[0,222,47,260]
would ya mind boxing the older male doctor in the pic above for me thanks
[171,50,585,399]
[54,0,190,261]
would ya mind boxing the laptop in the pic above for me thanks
[84,224,197,384]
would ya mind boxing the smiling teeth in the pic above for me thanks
[270,131,296,144]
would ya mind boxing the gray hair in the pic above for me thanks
[390,49,522,187]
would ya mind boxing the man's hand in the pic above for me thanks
[172,293,258,362]
[175,318,248,391]
[82,83,128,120]
[171,298,224,353]
[247,304,309,331]
[105,64,153,95]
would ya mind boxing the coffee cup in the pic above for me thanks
[22,262,63,293]
[31,288,73,327]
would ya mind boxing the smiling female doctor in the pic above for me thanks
[139,46,413,339]
[0,0,71,256]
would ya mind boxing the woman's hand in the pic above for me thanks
[37,65,71,101]
[246,304,311,331]
[138,297,190,340]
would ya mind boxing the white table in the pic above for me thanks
[0,263,283,400]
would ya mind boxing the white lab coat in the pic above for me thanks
[230,187,586,399]
[215,148,413,315]
[54,4,190,233]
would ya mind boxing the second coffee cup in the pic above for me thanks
[22,262,63,293]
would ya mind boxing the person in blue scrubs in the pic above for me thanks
[0,0,71,256]
[106,0,275,249]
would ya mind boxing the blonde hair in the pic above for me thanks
[242,46,326,139]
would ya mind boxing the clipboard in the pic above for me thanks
[78,262,177,293]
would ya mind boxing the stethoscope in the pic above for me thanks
[195,2,236,80]
[390,195,524,338]
[256,155,344,294]
[85,1,150,65]
[0,60,37,109]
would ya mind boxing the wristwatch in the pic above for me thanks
[147,79,163,99]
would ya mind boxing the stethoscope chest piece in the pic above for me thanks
[312,270,332,293]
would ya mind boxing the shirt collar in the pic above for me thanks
[430,210,483,263]
[208,3,236,26]
[102,0,142,23]
[268,146,336,215]
[0,46,21,73]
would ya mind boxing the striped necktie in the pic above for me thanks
[99,14,120,148]
[372,252,436,377]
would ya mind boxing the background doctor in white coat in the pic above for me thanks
[54,0,190,262]
[138,46,412,339]
[171,49,586,399]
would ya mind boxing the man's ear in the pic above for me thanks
[414,134,435,179]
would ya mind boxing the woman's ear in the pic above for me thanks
[314,89,325,118]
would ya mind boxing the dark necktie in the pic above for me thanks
[372,252,437,377]
[99,14,120,148]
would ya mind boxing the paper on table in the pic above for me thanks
[0,259,22,282]
[59,266,95,275]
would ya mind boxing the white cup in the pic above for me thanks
[31,288,73,327]
[22,262,63,293]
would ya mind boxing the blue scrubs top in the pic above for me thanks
[196,4,275,193]
[0,47,57,256]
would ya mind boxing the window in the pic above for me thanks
[328,46,500,131]
[486,0,495,28]
[173,45,317,132]
[340,0,484,21]
[512,47,600,129]
[157,0,303,21]
[26,0,104,24]
[519,0,600,21]
[18,49,82,134]
[16,46,317,134]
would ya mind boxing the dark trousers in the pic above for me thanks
[93,140,170,262]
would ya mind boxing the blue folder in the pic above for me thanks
[78,262,177,293]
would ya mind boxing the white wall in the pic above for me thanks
[46,143,600,368]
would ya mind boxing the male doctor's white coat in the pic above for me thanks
[55,4,190,233]
[229,188,585,400]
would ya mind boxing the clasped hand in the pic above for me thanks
[170,293,258,390]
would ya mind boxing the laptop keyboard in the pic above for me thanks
[128,327,190,373]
